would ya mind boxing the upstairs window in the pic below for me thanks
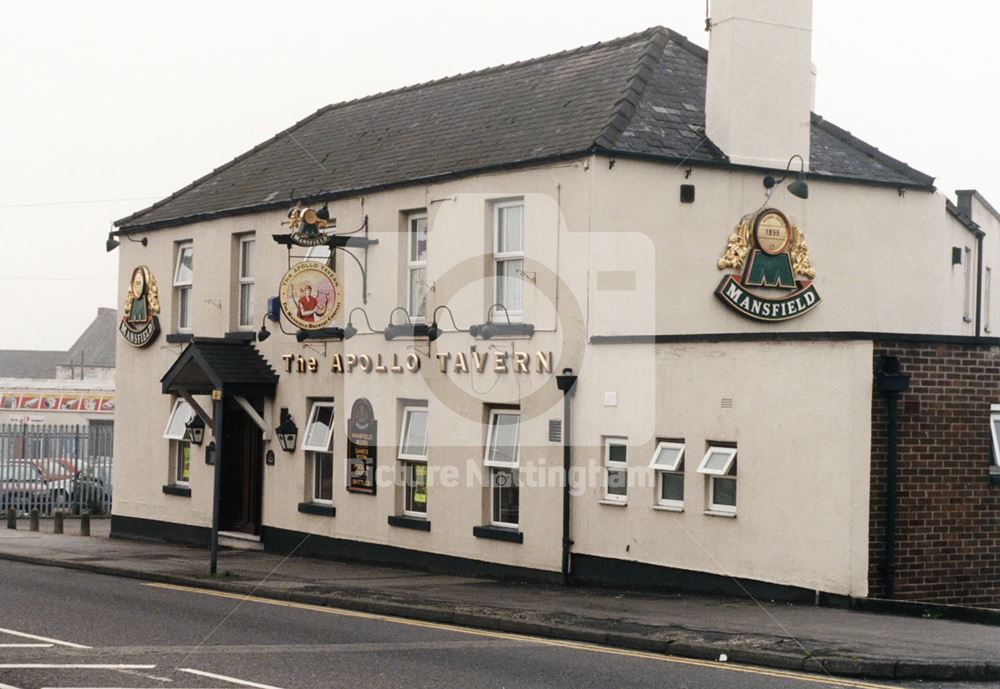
[238,235,255,329]
[964,246,973,323]
[407,213,428,321]
[493,201,524,319]
[649,441,685,508]
[174,243,194,332]
[697,445,738,514]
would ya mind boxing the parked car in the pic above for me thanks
[72,460,112,514]
[29,458,78,508]
[0,462,52,513]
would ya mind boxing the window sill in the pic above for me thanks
[388,515,430,531]
[599,499,627,507]
[652,504,684,513]
[297,502,336,517]
[166,333,193,344]
[704,509,737,518]
[162,484,191,497]
[473,525,523,543]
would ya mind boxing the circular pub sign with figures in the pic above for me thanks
[278,261,343,330]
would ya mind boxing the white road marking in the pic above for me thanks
[0,681,24,689]
[178,668,285,689]
[0,643,52,648]
[0,664,156,669]
[0,627,90,649]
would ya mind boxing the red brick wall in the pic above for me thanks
[870,342,1000,607]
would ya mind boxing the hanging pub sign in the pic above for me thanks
[119,265,161,347]
[715,208,821,321]
[278,261,343,330]
[285,203,335,247]
[347,398,377,495]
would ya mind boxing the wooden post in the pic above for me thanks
[53,511,63,534]
[29,509,39,532]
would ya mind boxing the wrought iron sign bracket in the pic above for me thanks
[272,215,378,304]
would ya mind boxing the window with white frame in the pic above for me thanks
[964,246,973,322]
[303,401,335,503]
[238,235,255,329]
[697,446,738,513]
[406,213,428,321]
[603,437,628,502]
[163,398,193,484]
[650,441,685,508]
[398,406,428,516]
[989,405,1000,468]
[493,201,524,319]
[174,243,194,331]
[484,409,520,527]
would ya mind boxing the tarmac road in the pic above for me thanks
[0,560,996,689]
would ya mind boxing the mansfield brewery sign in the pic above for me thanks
[119,265,161,347]
[715,208,821,321]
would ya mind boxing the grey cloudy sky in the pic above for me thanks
[1,0,997,350]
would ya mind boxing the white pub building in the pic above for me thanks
[110,1,1000,608]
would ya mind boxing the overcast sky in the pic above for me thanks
[1,0,997,351]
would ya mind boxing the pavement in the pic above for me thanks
[1,517,998,683]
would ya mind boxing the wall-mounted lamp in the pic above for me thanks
[383,307,429,340]
[469,304,535,340]
[185,413,206,446]
[105,232,148,253]
[763,154,809,200]
[296,327,344,342]
[344,307,380,340]
[427,305,463,343]
[275,408,298,452]
[257,314,272,342]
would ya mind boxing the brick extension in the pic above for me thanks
[870,341,1000,606]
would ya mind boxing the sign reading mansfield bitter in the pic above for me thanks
[715,208,821,321]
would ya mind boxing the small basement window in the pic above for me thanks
[989,405,1000,468]
[697,445,738,514]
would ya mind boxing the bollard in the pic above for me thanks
[29,509,39,532]
[53,511,64,534]
[80,512,90,537]
[5,507,15,529]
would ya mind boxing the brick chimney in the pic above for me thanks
[705,0,813,171]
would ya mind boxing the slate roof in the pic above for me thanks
[0,308,116,379]
[65,308,117,368]
[161,338,278,397]
[117,26,935,232]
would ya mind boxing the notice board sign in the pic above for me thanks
[347,398,377,494]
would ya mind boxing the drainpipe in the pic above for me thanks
[876,356,909,599]
[976,232,984,336]
[555,368,578,585]
[210,394,225,575]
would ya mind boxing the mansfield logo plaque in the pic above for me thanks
[119,265,161,347]
[715,208,821,321]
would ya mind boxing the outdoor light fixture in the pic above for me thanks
[275,408,298,452]
[185,413,206,446]
[104,232,148,253]
[257,314,271,342]
[344,307,380,340]
[763,154,809,200]
[295,327,344,342]
[383,307,429,340]
[469,304,535,340]
[427,305,462,343]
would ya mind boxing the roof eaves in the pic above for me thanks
[116,149,599,232]
[946,199,985,237]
